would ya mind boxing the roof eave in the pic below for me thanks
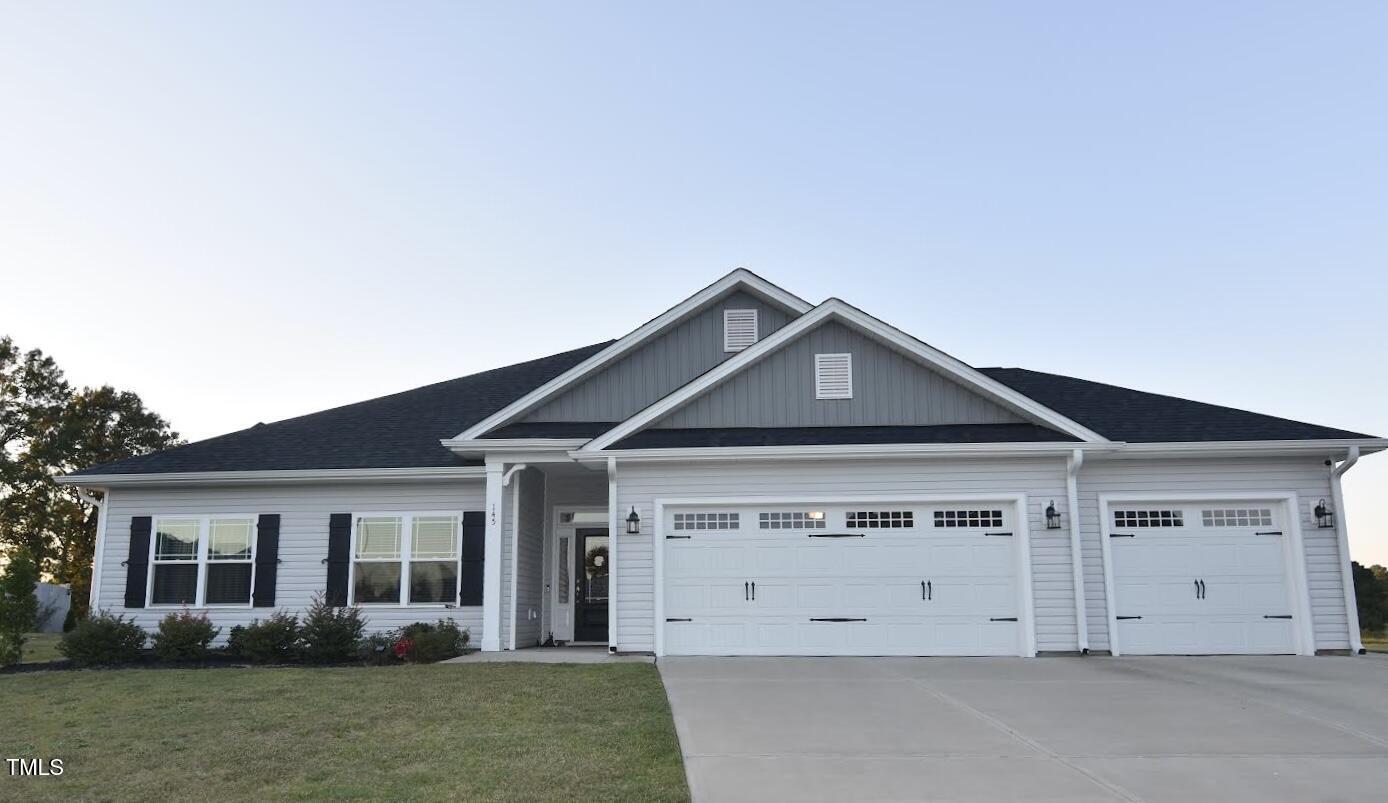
[56,466,487,487]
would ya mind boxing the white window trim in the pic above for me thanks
[146,514,257,609]
[348,510,464,608]
[815,352,853,400]
[723,308,759,352]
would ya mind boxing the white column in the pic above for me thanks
[1066,450,1089,653]
[607,456,618,653]
[481,462,504,652]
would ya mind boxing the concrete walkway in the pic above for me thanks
[442,646,653,664]
[658,654,1388,802]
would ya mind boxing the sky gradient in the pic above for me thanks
[2,3,1385,562]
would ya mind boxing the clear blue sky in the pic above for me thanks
[2,3,1385,562]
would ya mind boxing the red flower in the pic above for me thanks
[392,637,413,659]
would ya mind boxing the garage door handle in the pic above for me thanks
[1194,579,1200,599]
[990,617,1018,622]
[985,532,1013,537]
[810,617,867,622]
[1110,533,1135,538]
[1198,579,1206,599]
[666,618,692,622]
[1255,531,1283,536]
[922,580,931,601]
[1264,615,1293,619]
[745,582,749,601]
[808,533,865,538]
[1116,616,1142,620]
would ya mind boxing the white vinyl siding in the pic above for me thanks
[95,480,486,643]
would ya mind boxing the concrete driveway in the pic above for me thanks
[658,655,1388,802]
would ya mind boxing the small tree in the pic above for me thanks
[0,549,40,665]
[1353,562,1388,636]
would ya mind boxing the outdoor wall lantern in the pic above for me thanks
[626,506,641,534]
[1045,501,1063,530]
[1314,499,1335,529]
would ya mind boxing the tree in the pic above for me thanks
[0,336,181,620]
[1353,561,1388,636]
[0,548,39,664]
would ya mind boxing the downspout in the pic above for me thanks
[607,457,619,653]
[1330,447,1363,654]
[77,488,107,614]
[502,465,527,651]
[1066,450,1090,654]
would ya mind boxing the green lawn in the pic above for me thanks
[20,632,63,663]
[0,663,689,802]
[1364,633,1388,654]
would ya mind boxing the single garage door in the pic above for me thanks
[1108,501,1298,655]
[661,502,1027,656]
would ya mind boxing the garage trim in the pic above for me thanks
[652,492,1037,657]
[1098,491,1316,656]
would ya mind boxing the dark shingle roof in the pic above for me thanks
[70,342,613,475]
[612,424,1075,449]
[979,368,1374,443]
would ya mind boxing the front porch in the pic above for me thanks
[486,461,619,653]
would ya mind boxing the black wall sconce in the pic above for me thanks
[1314,499,1335,529]
[626,506,641,534]
[1045,501,1062,530]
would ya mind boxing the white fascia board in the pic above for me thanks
[441,438,589,456]
[452,269,813,441]
[55,466,487,487]
[1097,439,1388,459]
[580,299,1108,451]
[569,441,1122,463]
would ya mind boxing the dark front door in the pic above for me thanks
[574,528,610,642]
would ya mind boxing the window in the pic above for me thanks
[1113,509,1184,528]
[351,513,461,605]
[815,353,853,399]
[150,516,256,606]
[1202,508,1273,527]
[847,510,914,528]
[933,510,1004,528]
[724,309,759,352]
[759,511,827,529]
[672,512,740,531]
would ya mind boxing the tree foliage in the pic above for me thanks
[1353,561,1388,636]
[0,335,181,620]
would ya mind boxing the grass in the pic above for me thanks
[1364,632,1388,654]
[0,663,689,802]
[20,632,63,663]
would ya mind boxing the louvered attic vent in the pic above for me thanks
[815,353,853,400]
[724,309,759,352]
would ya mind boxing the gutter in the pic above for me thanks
[74,488,108,614]
[56,466,487,487]
[1065,449,1089,653]
[1330,446,1363,654]
[569,441,1124,463]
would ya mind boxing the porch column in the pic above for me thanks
[481,462,504,652]
[607,457,618,652]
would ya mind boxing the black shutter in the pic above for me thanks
[459,511,485,606]
[325,513,352,606]
[124,516,152,608]
[253,514,281,607]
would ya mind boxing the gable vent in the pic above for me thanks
[723,309,759,352]
[815,353,853,399]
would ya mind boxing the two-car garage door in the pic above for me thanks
[1107,501,1301,655]
[661,502,1028,656]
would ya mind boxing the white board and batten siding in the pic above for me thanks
[96,480,488,642]
[1076,457,1350,653]
[615,457,1074,654]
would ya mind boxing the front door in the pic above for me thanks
[574,528,610,642]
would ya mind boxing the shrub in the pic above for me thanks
[236,612,302,664]
[225,624,246,657]
[398,619,469,663]
[0,549,39,665]
[357,632,398,666]
[59,611,146,667]
[300,593,366,664]
[152,610,220,662]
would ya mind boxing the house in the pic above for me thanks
[59,270,1383,657]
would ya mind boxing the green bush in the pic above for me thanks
[225,624,246,656]
[236,612,302,664]
[59,611,146,667]
[357,633,398,666]
[300,593,366,664]
[0,549,39,665]
[398,619,469,663]
[152,610,220,662]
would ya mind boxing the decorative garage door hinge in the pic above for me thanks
[985,532,1013,537]
[1116,615,1142,620]
[990,617,1018,622]
[1110,533,1136,538]
[809,617,867,622]
[665,535,692,540]
[1255,531,1283,536]
[808,533,865,538]
[665,618,692,622]
[1264,615,1293,619]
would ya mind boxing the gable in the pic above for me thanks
[652,320,1027,429]
[521,289,797,423]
